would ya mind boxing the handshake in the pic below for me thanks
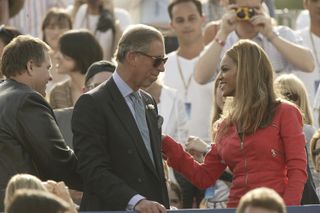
[185,136,211,163]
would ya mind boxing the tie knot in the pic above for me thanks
[131,91,141,100]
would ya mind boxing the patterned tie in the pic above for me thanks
[130,91,155,165]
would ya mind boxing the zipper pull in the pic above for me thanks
[271,149,276,157]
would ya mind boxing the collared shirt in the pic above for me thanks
[113,70,137,117]
[112,70,145,209]
[222,26,303,74]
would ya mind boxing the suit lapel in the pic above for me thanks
[107,79,159,178]
[142,94,163,177]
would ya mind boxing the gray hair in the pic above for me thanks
[114,24,164,63]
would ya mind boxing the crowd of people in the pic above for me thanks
[0,0,320,212]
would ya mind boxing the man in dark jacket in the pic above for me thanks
[0,35,82,211]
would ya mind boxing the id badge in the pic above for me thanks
[184,102,192,119]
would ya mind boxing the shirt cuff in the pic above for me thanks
[127,194,145,211]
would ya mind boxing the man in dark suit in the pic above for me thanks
[0,35,82,211]
[72,24,169,212]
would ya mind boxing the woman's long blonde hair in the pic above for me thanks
[274,74,313,125]
[221,40,277,134]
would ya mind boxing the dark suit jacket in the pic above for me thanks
[0,79,82,211]
[72,77,169,211]
[54,107,74,148]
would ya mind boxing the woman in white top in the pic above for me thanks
[73,0,122,60]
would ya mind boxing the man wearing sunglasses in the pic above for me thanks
[195,0,315,84]
[72,24,169,212]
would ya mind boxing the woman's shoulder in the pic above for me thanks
[276,100,300,113]
[50,79,71,93]
[273,100,302,123]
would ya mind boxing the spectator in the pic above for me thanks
[72,24,169,211]
[0,25,21,57]
[143,78,189,143]
[73,0,122,60]
[162,40,307,207]
[54,60,116,148]
[195,0,315,85]
[49,29,103,109]
[295,0,320,128]
[163,0,214,207]
[41,8,72,92]
[8,0,70,37]
[0,35,82,211]
[4,174,47,210]
[6,190,70,213]
[274,74,319,204]
[0,25,22,79]
[167,181,183,209]
[236,187,286,213]
[83,59,115,92]
[4,174,76,213]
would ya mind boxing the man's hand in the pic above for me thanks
[134,199,167,213]
[217,5,238,40]
[250,8,274,39]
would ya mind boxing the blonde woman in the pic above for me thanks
[274,74,319,203]
[4,174,76,213]
[162,40,307,207]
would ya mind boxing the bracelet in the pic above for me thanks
[214,37,226,47]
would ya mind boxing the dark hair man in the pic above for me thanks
[0,35,82,211]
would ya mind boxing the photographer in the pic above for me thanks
[195,0,314,84]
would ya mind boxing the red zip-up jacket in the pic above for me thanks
[163,102,307,207]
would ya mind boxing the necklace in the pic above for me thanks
[309,31,320,71]
[176,55,194,99]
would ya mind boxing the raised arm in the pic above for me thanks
[251,9,314,72]
[162,135,226,189]
[194,6,237,84]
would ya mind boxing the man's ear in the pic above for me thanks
[26,60,34,76]
[126,51,137,67]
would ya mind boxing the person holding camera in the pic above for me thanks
[195,0,315,84]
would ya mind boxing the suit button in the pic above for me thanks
[128,149,133,154]
[137,178,142,183]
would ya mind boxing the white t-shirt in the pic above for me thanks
[114,8,132,31]
[73,4,114,60]
[163,51,213,142]
[222,26,303,74]
[293,29,320,109]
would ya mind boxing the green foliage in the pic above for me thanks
[274,0,304,10]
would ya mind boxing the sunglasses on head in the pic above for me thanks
[135,51,168,67]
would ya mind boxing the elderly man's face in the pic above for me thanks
[131,40,166,89]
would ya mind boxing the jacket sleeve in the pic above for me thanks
[16,93,82,190]
[280,104,307,205]
[162,135,226,189]
[72,94,137,210]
